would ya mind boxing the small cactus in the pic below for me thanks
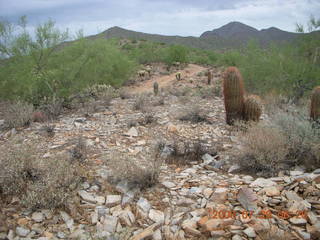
[153,81,159,96]
[176,72,181,81]
[243,95,262,122]
[207,71,212,85]
[222,67,245,125]
[310,86,320,121]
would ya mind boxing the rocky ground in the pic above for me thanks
[0,64,319,240]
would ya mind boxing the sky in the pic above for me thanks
[0,0,319,37]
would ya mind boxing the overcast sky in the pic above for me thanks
[0,0,319,37]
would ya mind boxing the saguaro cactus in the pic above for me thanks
[222,67,245,125]
[207,70,212,85]
[153,81,159,96]
[243,95,262,122]
[310,86,320,121]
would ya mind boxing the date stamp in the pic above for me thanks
[206,208,307,220]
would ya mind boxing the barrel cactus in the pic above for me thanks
[176,72,181,81]
[222,67,245,125]
[153,81,159,96]
[243,95,262,122]
[310,86,320,121]
[207,71,212,85]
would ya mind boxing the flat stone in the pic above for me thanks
[59,211,74,231]
[131,222,162,240]
[202,153,214,163]
[98,215,118,234]
[210,230,226,237]
[228,164,241,173]
[237,186,258,211]
[289,217,307,225]
[250,178,277,188]
[161,181,176,188]
[198,216,234,232]
[78,190,105,204]
[125,127,138,137]
[16,227,30,237]
[106,195,121,207]
[243,227,256,238]
[149,209,165,223]
[290,170,304,176]
[137,197,151,214]
[232,235,243,240]
[211,188,228,203]
[296,229,311,240]
[152,229,162,240]
[119,208,135,227]
[264,186,280,196]
[31,212,44,223]
[182,219,201,236]
[69,229,85,239]
[285,191,303,201]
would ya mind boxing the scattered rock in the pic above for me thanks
[16,226,30,237]
[149,209,165,223]
[125,127,138,137]
[31,212,44,223]
[237,186,258,211]
[106,195,122,207]
[243,227,256,238]
[250,178,277,188]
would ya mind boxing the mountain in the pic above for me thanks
[88,26,227,49]
[86,22,308,50]
[200,22,300,46]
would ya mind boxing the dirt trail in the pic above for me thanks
[125,64,207,94]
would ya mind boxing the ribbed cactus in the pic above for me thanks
[153,81,159,96]
[310,86,320,121]
[207,71,212,85]
[223,67,245,125]
[243,95,262,122]
[176,72,181,81]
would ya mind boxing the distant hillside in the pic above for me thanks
[201,21,300,46]
[85,22,311,50]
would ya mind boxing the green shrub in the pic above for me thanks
[165,44,189,65]
[0,18,136,104]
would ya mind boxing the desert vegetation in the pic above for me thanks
[0,14,320,240]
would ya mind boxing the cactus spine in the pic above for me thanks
[243,95,262,122]
[153,81,159,96]
[223,67,245,125]
[310,86,320,121]
[207,71,212,85]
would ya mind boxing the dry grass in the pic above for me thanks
[119,89,133,99]
[133,93,150,112]
[0,136,83,209]
[165,138,210,165]
[106,147,163,189]
[40,98,64,120]
[237,123,288,176]
[4,101,34,129]
[40,124,55,138]
[70,136,88,163]
[177,105,209,123]
[237,105,320,176]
